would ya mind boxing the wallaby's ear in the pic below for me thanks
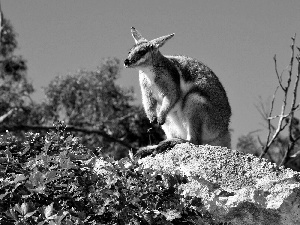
[151,33,175,48]
[131,27,148,44]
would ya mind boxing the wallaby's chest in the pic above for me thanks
[139,66,193,102]
[139,68,171,102]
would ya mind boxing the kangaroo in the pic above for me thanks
[124,27,231,156]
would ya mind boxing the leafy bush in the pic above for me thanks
[42,58,164,159]
[0,124,210,224]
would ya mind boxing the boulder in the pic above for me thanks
[139,143,300,225]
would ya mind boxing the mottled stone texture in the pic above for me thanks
[140,143,300,225]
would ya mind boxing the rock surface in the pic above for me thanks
[139,143,300,225]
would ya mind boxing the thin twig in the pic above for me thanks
[265,86,278,148]
[268,105,300,120]
[260,85,283,158]
[274,55,285,91]
[0,1,2,36]
[0,108,14,123]
[255,96,271,122]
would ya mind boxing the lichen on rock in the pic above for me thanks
[139,143,300,225]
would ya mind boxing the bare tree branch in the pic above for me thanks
[0,124,137,151]
[259,85,286,158]
[280,39,300,166]
[0,108,14,123]
[260,35,298,159]
[264,86,277,152]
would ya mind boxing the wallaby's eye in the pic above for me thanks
[139,49,148,56]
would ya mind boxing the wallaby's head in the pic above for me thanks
[124,27,174,68]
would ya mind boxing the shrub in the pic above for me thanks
[0,124,211,224]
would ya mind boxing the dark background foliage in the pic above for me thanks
[0,16,164,159]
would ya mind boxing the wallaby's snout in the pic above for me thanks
[124,58,130,67]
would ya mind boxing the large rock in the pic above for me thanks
[139,143,300,225]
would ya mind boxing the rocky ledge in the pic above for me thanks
[139,143,300,225]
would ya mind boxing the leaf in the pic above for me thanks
[0,193,8,201]
[131,197,140,205]
[28,181,46,194]
[161,209,181,221]
[84,157,97,168]
[21,145,30,156]
[14,204,22,214]
[13,174,27,183]
[30,170,45,186]
[65,135,73,144]
[4,148,13,160]
[5,209,18,220]
[60,157,71,169]
[43,139,52,152]
[65,219,73,225]
[24,181,34,189]
[46,170,57,183]
[44,202,54,218]
[11,183,22,193]
[21,202,29,215]
[24,210,37,218]
[0,157,7,163]
[129,150,134,161]
[57,210,68,224]
[41,154,49,167]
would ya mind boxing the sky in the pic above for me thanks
[2,0,300,148]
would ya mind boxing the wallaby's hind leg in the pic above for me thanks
[183,93,207,145]
[183,92,231,148]
[214,131,231,149]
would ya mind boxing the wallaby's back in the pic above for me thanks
[168,55,231,132]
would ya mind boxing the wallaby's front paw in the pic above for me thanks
[135,145,158,158]
[157,115,166,125]
[155,138,186,154]
[149,116,158,124]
